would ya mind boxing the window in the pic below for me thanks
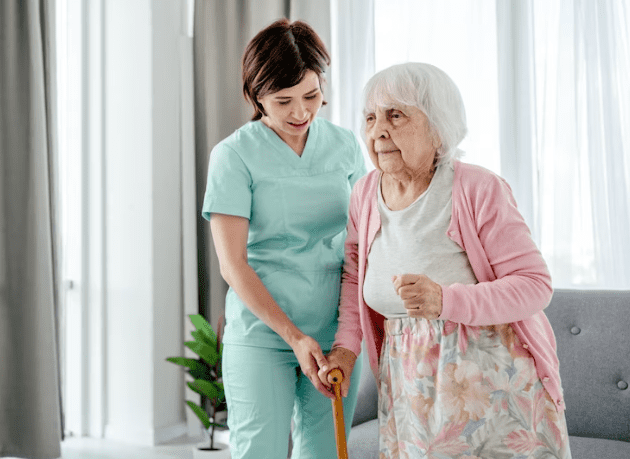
[56,0,85,437]
[374,0,500,174]
[531,0,630,288]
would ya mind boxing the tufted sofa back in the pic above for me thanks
[544,289,630,442]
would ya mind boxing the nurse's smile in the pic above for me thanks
[289,120,309,130]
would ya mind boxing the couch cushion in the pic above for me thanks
[348,419,379,459]
[544,289,630,442]
[347,423,630,459]
[352,349,379,427]
[569,435,630,459]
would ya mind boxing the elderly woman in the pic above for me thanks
[319,63,572,458]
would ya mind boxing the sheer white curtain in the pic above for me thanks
[330,0,375,141]
[374,0,501,174]
[529,0,630,289]
[372,0,630,289]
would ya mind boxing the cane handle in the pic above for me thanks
[327,368,344,385]
[328,368,348,459]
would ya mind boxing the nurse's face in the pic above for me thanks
[257,70,323,151]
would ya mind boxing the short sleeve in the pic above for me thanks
[201,143,252,221]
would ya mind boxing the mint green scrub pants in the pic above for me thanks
[223,344,362,459]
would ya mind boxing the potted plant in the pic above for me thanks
[167,314,229,457]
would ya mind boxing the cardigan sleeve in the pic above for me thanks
[439,171,553,325]
[332,182,364,357]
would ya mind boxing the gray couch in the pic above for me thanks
[347,289,630,458]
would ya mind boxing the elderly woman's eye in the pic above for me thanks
[366,114,375,123]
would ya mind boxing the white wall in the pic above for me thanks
[151,0,187,440]
[101,0,186,446]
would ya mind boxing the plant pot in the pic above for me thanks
[192,442,230,459]
[194,426,230,458]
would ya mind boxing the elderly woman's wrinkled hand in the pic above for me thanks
[317,347,357,398]
[392,274,443,319]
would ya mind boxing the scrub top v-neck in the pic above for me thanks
[202,118,367,350]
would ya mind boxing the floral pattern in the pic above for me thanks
[378,317,572,459]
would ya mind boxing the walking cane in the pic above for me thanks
[327,369,348,459]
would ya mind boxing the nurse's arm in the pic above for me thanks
[210,212,334,398]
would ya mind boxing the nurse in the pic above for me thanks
[202,19,366,459]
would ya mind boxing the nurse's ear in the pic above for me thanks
[255,97,268,118]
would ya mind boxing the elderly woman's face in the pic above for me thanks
[364,104,439,176]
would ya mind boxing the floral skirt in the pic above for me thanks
[378,317,572,459]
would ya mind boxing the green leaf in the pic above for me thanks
[189,363,213,381]
[189,314,218,344]
[187,381,203,397]
[166,357,199,369]
[188,379,223,401]
[185,340,219,367]
[186,401,211,430]
[191,329,217,348]
[166,357,214,381]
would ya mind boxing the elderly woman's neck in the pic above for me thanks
[381,166,436,211]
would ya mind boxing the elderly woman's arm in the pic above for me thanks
[318,186,364,395]
[333,186,365,356]
[439,172,553,325]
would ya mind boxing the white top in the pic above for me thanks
[363,162,478,318]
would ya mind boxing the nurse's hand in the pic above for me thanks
[290,334,335,399]
[318,347,357,398]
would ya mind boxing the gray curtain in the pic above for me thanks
[0,1,63,458]
[193,0,331,325]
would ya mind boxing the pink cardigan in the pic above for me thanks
[334,160,565,412]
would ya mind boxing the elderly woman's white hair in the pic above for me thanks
[363,62,467,165]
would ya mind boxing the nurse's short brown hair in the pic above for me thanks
[242,18,330,120]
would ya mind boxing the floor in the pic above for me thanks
[60,434,216,459]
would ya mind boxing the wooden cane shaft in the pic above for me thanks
[329,370,348,459]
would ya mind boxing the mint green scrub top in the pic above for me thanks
[202,118,367,350]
